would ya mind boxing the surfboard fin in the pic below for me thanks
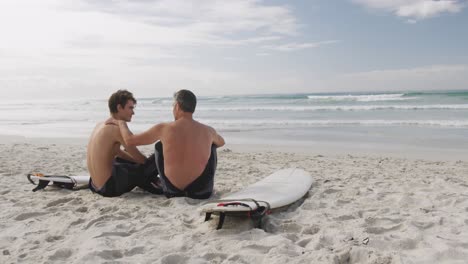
[204,212,226,230]
[203,199,272,230]
[204,213,212,222]
[216,213,226,230]
[249,206,269,229]
[32,180,50,192]
[27,174,49,192]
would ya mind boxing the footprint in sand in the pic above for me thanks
[160,254,189,264]
[243,244,273,254]
[45,235,64,242]
[46,197,74,207]
[70,198,84,205]
[411,220,435,230]
[84,215,116,229]
[93,231,132,238]
[202,252,229,262]
[296,237,313,248]
[278,222,303,233]
[334,214,357,221]
[158,199,173,207]
[14,212,48,221]
[0,190,11,195]
[48,249,72,261]
[124,246,145,257]
[75,207,88,213]
[302,225,320,235]
[322,188,341,195]
[182,219,196,228]
[364,217,403,234]
[96,250,124,260]
[99,206,118,214]
[69,218,86,227]
[397,238,420,250]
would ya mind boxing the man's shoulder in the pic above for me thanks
[170,120,212,134]
[152,121,170,130]
[94,121,120,136]
[200,122,215,133]
[89,122,120,145]
[191,119,209,128]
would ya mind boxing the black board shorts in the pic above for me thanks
[89,155,163,197]
[154,141,217,199]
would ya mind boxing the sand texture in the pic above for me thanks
[1,141,468,263]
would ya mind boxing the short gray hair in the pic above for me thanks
[173,89,196,113]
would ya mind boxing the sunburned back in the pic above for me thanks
[163,119,213,190]
[87,123,120,188]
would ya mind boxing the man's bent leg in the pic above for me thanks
[134,154,163,195]
[89,159,139,197]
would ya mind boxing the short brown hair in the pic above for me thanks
[174,89,197,113]
[108,90,136,113]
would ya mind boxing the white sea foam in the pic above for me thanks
[187,104,468,112]
[202,119,468,128]
[3,92,468,138]
[306,93,413,102]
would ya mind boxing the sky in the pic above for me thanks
[0,0,467,100]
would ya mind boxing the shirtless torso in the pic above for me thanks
[160,118,222,190]
[87,100,146,189]
[117,104,225,191]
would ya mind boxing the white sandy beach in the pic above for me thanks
[1,137,468,264]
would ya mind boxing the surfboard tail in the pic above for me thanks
[200,168,312,230]
[26,173,89,192]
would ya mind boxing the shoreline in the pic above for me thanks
[1,134,466,161]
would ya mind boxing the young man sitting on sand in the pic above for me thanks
[87,90,162,197]
[111,89,225,199]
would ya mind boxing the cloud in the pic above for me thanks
[0,0,325,66]
[263,40,339,52]
[0,0,303,54]
[352,0,465,21]
[72,0,300,45]
[0,0,332,99]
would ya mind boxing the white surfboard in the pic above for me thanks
[201,168,312,229]
[27,174,90,192]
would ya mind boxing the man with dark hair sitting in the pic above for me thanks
[113,89,225,199]
[87,90,161,197]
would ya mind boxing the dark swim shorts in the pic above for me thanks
[89,155,163,197]
[154,141,217,199]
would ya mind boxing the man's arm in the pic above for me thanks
[118,120,165,147]
[115,148,145,163]
[210,127,225,147]
[114,128,147,164]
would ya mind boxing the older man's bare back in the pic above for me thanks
[117,89,225,199]
[162,118,222,190]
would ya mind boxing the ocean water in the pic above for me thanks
[2,90,468,157]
